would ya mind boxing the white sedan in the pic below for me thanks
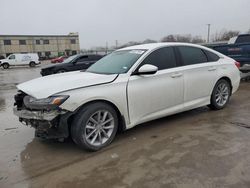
[13,43,240,151]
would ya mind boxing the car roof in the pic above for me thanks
[118,42,207,51]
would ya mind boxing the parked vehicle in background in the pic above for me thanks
[51,56,67,63]
[208,34,250,67]
[40,54,103,76]
[14,43,240,151]
[0,53,40,69]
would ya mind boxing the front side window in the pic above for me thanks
[178,46,208,65]
[9,55,15,59]
[87,50,146,74]
[76,56,88,62]
[139,47,177,70]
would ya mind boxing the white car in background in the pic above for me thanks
[13,43,240,151]
[0,53,40,69]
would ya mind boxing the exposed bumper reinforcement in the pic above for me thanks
[13,107,64,121]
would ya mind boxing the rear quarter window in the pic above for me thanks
[178,46,208,65]
[203,50,220,62]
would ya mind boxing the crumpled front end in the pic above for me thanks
[13,91,73,139]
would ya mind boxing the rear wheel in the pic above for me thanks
[29,61,36,67]
[208,79,231,110]
[71,102,118,151]
[2,63,9,69]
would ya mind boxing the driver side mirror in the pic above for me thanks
[135,64,158,75]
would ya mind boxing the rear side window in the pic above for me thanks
[203,50,220,62]
[140,47,177,70]
[236,35,250,44]
[178,46,208,65]
[77,56,88,62]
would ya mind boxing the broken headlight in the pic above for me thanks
[23,95,69,110]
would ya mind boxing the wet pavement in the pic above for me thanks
[0,64,250,188]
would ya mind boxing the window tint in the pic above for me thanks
[178,46,207,65]
[140,47,176,70]
[203,50,220,62]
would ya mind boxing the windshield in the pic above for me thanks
[86,50,146,74]
[62,54,78,63]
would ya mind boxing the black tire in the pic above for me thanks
[71,102,118,151]
[208,79,231,110]
[29,61,36,67]
[56,69,66,74]
[2,63,9,69]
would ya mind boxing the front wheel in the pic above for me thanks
[2,63,9,69]
[29,61,36,67]
[208,79,231,110]
[71,102,118,151]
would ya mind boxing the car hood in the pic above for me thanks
[17,71,118,99]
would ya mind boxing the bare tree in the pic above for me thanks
[142,39,157,44]
[161,35,176,42]
[191,36,205,44]
[213,29,240,41]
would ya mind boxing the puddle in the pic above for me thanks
[230,121,250,129]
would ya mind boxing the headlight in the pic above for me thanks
[23,95,69,110]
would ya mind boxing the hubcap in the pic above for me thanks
[85,110,114,146]
[215,83,229,106]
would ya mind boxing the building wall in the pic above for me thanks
[0,33,80,58]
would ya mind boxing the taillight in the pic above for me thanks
[234,61,241,69]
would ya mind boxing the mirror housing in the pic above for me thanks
[135,64,158,75]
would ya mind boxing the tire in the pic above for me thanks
[208,79,231,110]
[29,61,36,67]
[56,69,66,74]
[71,102,118,151]
[2,63,9,69]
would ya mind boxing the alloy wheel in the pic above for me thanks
[215,82,230,106]
[84,110,115,147]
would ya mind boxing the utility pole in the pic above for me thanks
[106,42,108,54]
[115,40,118,49]
[207,24,211,43]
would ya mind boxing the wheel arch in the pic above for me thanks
[216,76,233,95]
[67,99,126,135]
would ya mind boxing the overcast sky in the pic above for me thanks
[1,0,250,49]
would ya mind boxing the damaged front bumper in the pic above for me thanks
[13,107,73,139]
[13,107,64,121]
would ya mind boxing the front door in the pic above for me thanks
[127,47,184,125]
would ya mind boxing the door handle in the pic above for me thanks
[171,73,183,78]
[208,67,216,71]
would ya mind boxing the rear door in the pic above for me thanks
[128,47,184,125]
[176,46,218,109]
